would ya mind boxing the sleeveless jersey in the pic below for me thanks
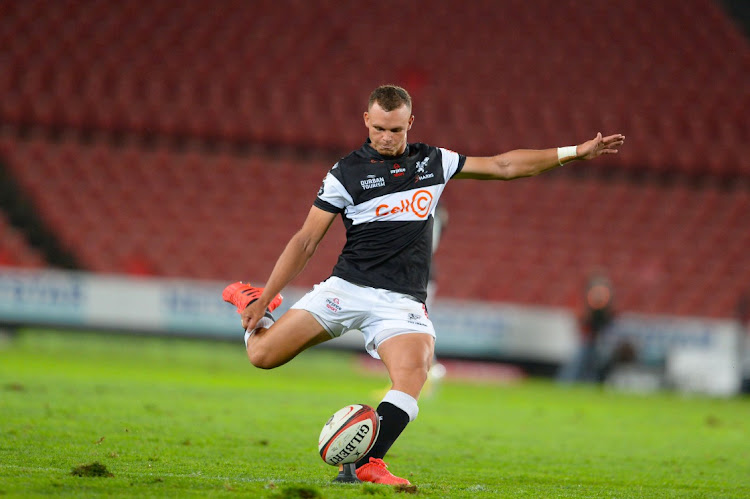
[314,140,466,302]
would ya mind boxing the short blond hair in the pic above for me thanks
[368,85,412,112]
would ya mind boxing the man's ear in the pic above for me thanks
[408,115,414,130]
[363,111,370,127]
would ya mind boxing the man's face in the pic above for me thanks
[363,102,414,157]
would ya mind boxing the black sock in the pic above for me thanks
[356,401,410,468]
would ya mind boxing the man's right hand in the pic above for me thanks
[241,298,268,331]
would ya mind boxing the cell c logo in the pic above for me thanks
[375,189,434,219]
[412,189,433,218]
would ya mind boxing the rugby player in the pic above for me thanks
[223,84,624,484]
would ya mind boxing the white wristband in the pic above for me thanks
[557,146,577,166]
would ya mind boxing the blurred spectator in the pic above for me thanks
[422,204,449,394]
[737,291,750,394]
[425,202,448,313]
[558,271,629,383]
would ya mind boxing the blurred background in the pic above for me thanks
[0,0,748,392]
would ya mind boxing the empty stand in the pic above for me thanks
[1,1,748,320]
[1,137,345,284]
[1,136,748,319]
[435,173,750,318]
[1,0,748,176]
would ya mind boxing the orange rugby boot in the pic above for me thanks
[222,281,283,314]
[355,458,411,485]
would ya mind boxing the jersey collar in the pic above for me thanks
[361,139,411,161]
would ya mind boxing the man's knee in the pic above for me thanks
[243,312,329,370]
[245,334,283,369]
[411,365,430,388]
[246,345,281,370]
[390,364,430,397]
[245,330,306,370]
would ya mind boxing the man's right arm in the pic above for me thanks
[241,206,337,330]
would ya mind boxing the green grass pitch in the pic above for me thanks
[1,329,748,498]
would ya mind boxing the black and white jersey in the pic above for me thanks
[314,140,466,303]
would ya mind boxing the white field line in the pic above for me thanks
[0,463,468,491]
[0,464,293,484]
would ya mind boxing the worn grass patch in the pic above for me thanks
[70,462,114,478]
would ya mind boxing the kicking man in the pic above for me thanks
[223,84,624,484]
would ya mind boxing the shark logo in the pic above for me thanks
[415,157,430,174]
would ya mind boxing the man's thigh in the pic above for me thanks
[376,332,435,398]
[247,308,331,368]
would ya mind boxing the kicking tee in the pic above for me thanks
[314,140,465,303]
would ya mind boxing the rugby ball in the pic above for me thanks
[318,404,380,466]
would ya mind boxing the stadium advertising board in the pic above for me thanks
[604,314,743,395]
[0,267,742,381]
[0,266,85,325]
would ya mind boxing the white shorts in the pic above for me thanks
[290,276,435,359]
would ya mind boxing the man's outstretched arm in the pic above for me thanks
[455,132,625,180]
